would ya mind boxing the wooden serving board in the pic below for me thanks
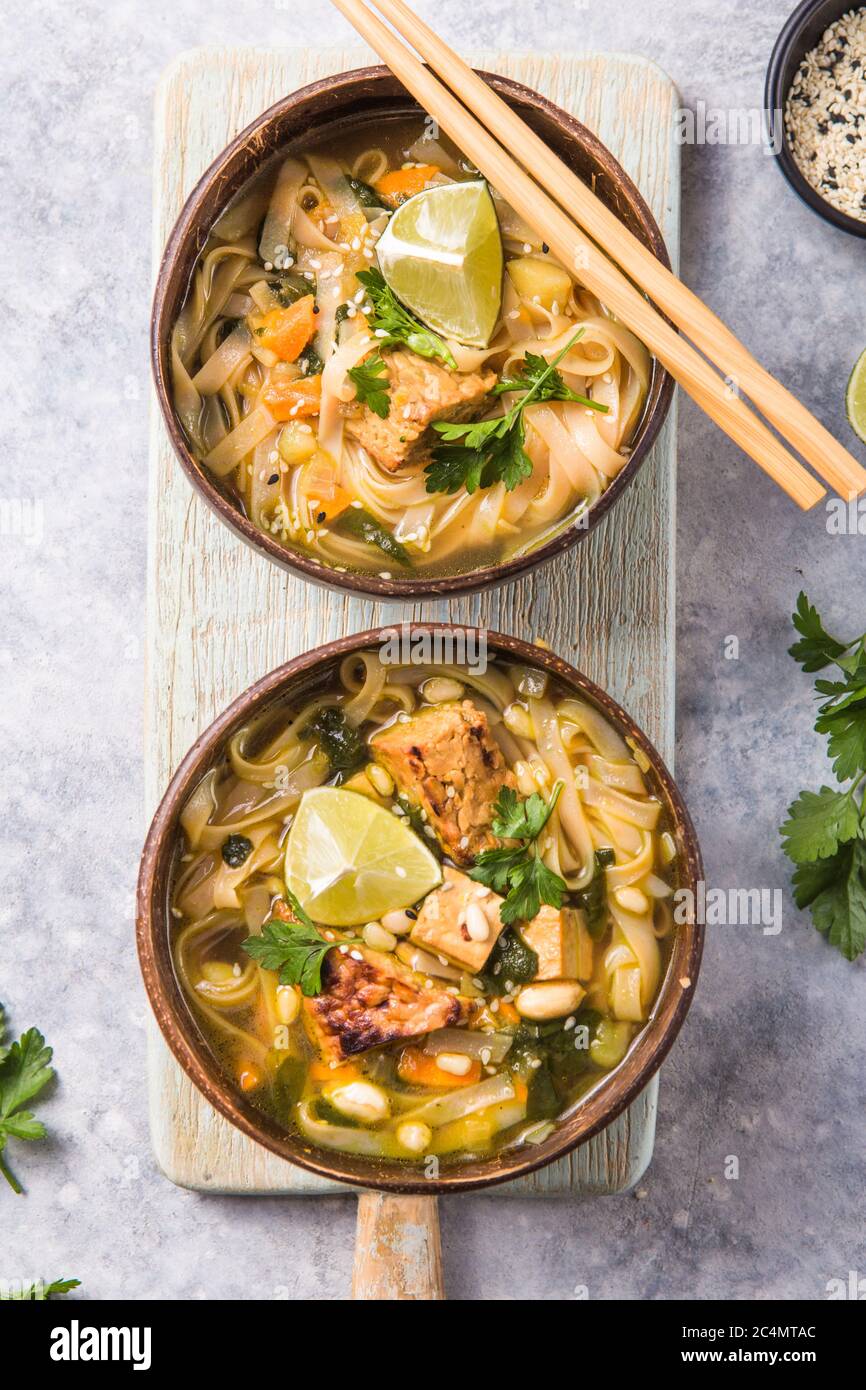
[146,46,680,1195]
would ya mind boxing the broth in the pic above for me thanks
[171,651,676,1165]
[171,118,650,580]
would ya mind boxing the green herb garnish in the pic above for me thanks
[575,847,616,940]
[242,895,332,996]
[396,795,443,859]
[298,343,324,377]
[780,592,866,960]
[330,506,410,567]
[355,268,457,369]
[303,705,365,776]
[348,351,391,418]
[345,175,383,208]
[268,272,310,307]
[425,330,607,496]
[1,1277,80,1301]
[479,927,539,995]
[0,1004,55,1195]
[470,783,566,925]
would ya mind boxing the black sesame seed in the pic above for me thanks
[317,511,326,524]
[541,242,550,254]
[405,908,419,920]
[268,474,279,485]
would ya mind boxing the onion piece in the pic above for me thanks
[296,1100,390,1156]
[422,1029,513,1064]
[402,1074,516,1128]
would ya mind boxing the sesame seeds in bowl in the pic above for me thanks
[766,0,866,237]
[785,8,866,222]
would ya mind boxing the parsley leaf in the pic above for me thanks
[575,847,617,939]
[425,329,607,496]
[242,899,332,996]
[789,591,850,672]
[780,786,862,863]
[0,1005,55,1195]
[792,840,866,961]
[303,705,365,776]
[330,506,411,566]
[355,269,456,368]
[470,782,566,924]
[347,352,391,419]
[1,1276,81,1301]
[500,855,566,925]
[780,594,866,960]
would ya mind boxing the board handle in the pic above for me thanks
[352,1193,444,1300]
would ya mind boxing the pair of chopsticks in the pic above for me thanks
[330,0,866,510]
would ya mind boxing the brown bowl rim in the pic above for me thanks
[136,626,704,1194]
[151,65,676,601]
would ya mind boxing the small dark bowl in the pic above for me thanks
[137,626,704,1196]
[152,66,675,601]
[766,0,866,238]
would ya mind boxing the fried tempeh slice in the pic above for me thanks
[344,349,495,472]
[372,700,516,866]
[303,945,470,1063]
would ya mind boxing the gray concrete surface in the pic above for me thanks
[1,0,863,1300]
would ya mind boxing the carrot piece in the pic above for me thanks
[397,1046,483,1089]
[496,1000,521,1027]
[238,1061,264,1092]
[249,296,316,362]
[309,1059,361,1084]
[262,370,322,421]
[374,165,440,207]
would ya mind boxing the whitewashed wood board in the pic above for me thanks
[146,46,680,1195]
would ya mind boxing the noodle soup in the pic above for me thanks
[171,648,677,1164]
[171,119,651,581]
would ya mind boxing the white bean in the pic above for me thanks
[365,762,394,797]
[435,1052,473,1076]
[363,921,397,952]
[397,1121,432,1154]
[465,902,490,942]
[422,676,465,704]
[275,984,300,1025]
[381,908,417,937]
[328,1081,390,1124]
[516,981,586,1021]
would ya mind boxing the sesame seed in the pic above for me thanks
[784,9,866,222]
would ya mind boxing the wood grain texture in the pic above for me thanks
[353,1195,443,1299]
[146,45,680,1196]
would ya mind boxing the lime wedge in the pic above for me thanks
[285,787,442,926]
[376,181,503,348]
[846,347,866,445]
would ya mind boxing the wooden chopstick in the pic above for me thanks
[370,0,866,505]
[331,0,827,510]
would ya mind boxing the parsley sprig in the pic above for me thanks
[424,329,607,496]
[356,269,457,369]
[347,351,391,419]
[470,783,567,924]
[242,891,333,996]
[780,592,866,960]
[0,1003,55,1195]
[1,1277,80,1301]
